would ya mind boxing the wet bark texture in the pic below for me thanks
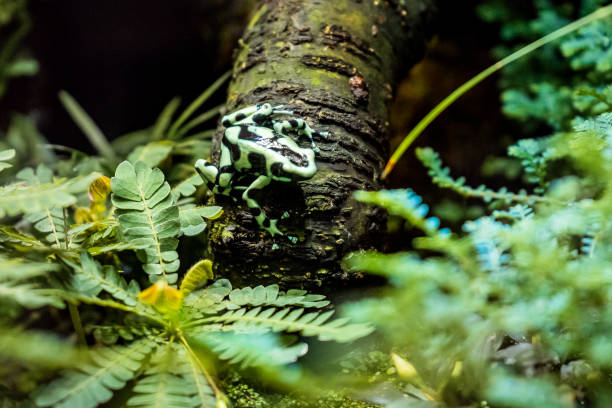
[208,0,435,289]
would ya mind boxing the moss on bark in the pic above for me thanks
[207,0,436,289]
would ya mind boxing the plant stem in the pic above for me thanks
[63,208,69,250]
[178,331,225,403]
[167,71,231,140]
[58,91,117,161]
[381,4,612,179]
[68,302,86,346]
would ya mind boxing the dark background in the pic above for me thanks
[0,0,519,192]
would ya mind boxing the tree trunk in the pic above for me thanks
[207,0,435,289]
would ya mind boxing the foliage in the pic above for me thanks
[0,0,38,99]
[335,1,612,407]
[0,64,370,407]
[30,254,370,408]
[477,0,612,131]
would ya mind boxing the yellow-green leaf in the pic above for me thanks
[180,259,213,297]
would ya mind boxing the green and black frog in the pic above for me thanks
[195,103,325,236]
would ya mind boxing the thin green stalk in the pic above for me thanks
[381,4,612,179]
[167,71,231,140]
[178,331,225,404]
[175,104,223,139]
[152,97,181,140]
[59,91,117,161]
[63,207,69,250]
[68,302,86,346]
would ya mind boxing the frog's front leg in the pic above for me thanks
[195,143,235,196]
[273,119,321,152]
[242,175,282,236]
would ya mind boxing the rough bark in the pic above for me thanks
[207,0,436,289]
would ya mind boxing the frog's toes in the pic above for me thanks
[264,219,283,237]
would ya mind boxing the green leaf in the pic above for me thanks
[71,252,140,306]
[171,173,204,200]
[127,342,215,408]
[34,339,154,408]
[486,372,570,408]
[167,71,231,140]
[178,205,222,236]
[111,161,180,284]
[180,259,214,297]
[0,170,99,218]
[0,328,82,368]
[195,332,308,369]
[0,148,15,172]
[225,284,329,309]
[0,256,62,309]
[127,141,174,167]
[24,207,66,247]
[152,97,181,140]
[209,307,373,343]
[58,91,117,161]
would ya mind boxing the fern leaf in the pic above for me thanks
[0,327,82,368]
[171,173,204,200]
[0,257,62,308]
[128,342,215,408]
[0,148,15,172]
[183,279,232,315]
[127,141,174,167]
[211,307,374,342]
[355,188,450,238]
[226,284,330,309]
[24,208,66,247]
[178,205,222,236]
[33,339,154,408]
[180,260,214,297]
[111,161,181,284]
[0,170,99,218]
[71,252,140,306]
[0,226,54,253]
[194,331,308,369]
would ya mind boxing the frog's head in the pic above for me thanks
[222,104,271,127]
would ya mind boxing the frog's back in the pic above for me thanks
[225,124,311,178]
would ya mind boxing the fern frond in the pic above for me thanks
[178,205,222,236]
[171,173,204,200]
[111,161,181,284]
[415,147,551,204]
[181,260,214,297]
[33,339,154,408]
[226,284,330,309]
[0,149,15,173]
[355,189,450,238]
[0,226,55,253]
[195,331,308,369]
[0,327,82,368]
[209,307,374,343]
[127,342,215,408]
[71,252,140,306]
[0,257,62,308]
[68,219,118,246]
[24,208,66,247]
[127,141,174,167]
[93,323,158,345]
[0,170,99,217]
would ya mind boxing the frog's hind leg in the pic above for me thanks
[273,119,323,152]
[242,175,282,236]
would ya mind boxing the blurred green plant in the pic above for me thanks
[341,1,612,407]
[0,60,372,406]
[0,0,38,99]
